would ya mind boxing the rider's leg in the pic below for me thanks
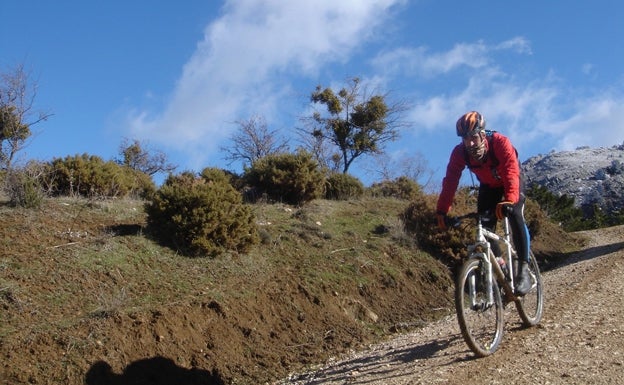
[477,185,504,257]
[509,194,531,295]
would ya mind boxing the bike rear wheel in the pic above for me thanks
[455,258,504,357]
[515,250,544,326]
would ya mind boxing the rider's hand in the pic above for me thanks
[495,201,514,219]
[436,212,448,230]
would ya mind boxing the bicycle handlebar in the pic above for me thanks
[447,212,480,228]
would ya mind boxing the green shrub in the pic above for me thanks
[44,154,155,198]
[200,167,242,187]
[525,183,596,231]
[243,150,325,205]
[145,170,259,257]
[369,176,423,200]
[324,173,364,200]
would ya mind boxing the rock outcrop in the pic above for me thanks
[521,144,624,216]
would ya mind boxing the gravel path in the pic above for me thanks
[277,225,624,385]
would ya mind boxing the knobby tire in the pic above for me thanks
[455,258,504,357]
[515,251,544,326]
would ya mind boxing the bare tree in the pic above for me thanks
[117,138,177,176]
[296,128,341,173]
[367,152,435,191]
[221,115,289,167]
[0,63,52,170]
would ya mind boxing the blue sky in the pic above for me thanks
[2,0,623,189]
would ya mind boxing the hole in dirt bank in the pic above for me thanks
[85,356,225,385]
[106,224,144,236]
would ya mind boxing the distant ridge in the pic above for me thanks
[521,144,624,216]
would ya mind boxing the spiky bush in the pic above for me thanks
[243,150,325,205]
[44,154,155,198]
[200,167,239,186]
[324,173,364,200]
[400,194,464,270]
[145,170,259,257]
[369,176,423,201]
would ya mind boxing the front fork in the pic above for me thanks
[467,243,495,307]
[468,244,516,307]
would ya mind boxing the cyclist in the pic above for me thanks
[436,111,531,295]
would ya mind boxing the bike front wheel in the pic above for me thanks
[455,258,504,357]
[515,250,544,326]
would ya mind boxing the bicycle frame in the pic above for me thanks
[454,210,544,356]
[465,213,517,305]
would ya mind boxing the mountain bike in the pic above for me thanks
[451,211,543,357]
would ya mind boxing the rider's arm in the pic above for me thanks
[436,144,466,214]
[492,133,521,204]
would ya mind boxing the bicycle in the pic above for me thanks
[451,210,543,357]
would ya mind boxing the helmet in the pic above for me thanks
[456,111,485,137]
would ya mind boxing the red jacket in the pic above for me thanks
[436,132,521,214]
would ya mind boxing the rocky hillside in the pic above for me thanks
[521,144,624,216]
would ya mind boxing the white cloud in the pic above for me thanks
[128,0,405,162]
[409,74,624,159]
[494,37,532,55]
[410,76,553,138]
[546,96,624,150]
[372,37,530,78]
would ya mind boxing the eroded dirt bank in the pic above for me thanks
[278,225,624,385]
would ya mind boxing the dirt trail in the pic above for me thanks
[278,225,624,385]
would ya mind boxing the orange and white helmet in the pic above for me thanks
[456,111,485,137]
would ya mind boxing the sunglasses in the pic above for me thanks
[461,129,482,139]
